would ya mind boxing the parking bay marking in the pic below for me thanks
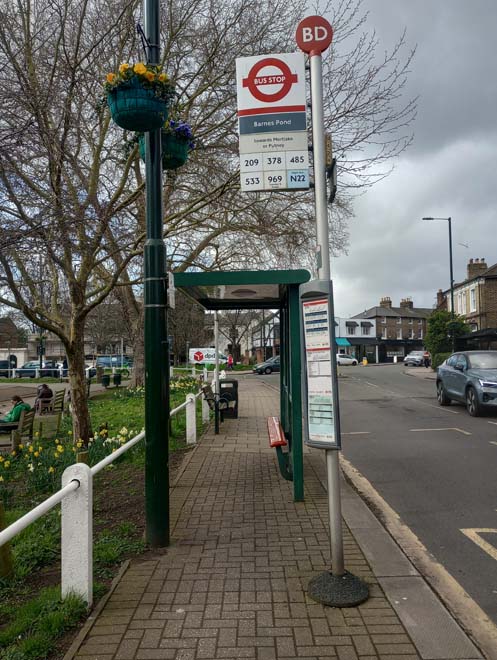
[460,529,497,562]
[409,427,472,436]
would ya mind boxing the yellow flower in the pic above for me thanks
[4,461,10,468]
[133,62,147,75]
[72,447,76,452]
[34,451,39,458]
[0,476,3,482]
[54,453,58,459]
[68,431,72,436]
[145,71,155,82]
[10,451,16,457]
[106,73,116,83]
[119,63,129,74]
[57,445,64,453]
[48,466,55,474]
[76,441,83,448]
[158,73,168,82]
[38,446,43,452]
[34,431,39,437]
[0,456,4,463]
[18,444,24,449]
[28,446,34,453]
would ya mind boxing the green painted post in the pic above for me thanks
[279,304,287,431]
[289,285,304,501]
[144,0,169,547]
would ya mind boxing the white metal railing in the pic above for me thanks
[0,387,210,606]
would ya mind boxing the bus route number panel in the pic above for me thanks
[240,151,309,191]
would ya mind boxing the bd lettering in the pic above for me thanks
[302,25,329,42]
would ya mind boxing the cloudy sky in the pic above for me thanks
[331,0,497,317]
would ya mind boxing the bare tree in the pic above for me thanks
[0,0,416,433]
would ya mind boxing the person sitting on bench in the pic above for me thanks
[0,395,31,433]
[34,383,54,413]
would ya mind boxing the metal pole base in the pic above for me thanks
[308,570,369,607]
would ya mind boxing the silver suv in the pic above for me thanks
[403,351,424,366]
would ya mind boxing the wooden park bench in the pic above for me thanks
[267,416,292,481]
[34,411,62,441]
[11,409,35,451]
[36,388,65,416]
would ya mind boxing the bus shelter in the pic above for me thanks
[174,269,310,501]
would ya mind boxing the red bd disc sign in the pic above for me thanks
[296,15,333,55]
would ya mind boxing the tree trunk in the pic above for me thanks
[65,331,93,445]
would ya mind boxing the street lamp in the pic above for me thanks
[422,216,455,351]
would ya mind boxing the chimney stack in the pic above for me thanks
[437,289,446,309]
[399,297,414,310]
[380,296,392,308]
[467,258,488,280]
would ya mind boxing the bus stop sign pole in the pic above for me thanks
[296,15,368,607]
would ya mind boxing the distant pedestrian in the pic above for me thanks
[227,354,234,370]
[423,350,431,368]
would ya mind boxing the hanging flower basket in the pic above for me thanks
[138,119,195,170]
[104,63,175,132]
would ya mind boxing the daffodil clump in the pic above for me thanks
[170,376,199,393]
[0,428,142,501]
[104,62,175,103]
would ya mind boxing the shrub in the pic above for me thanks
[432,352,451,370]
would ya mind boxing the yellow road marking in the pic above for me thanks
[409,427,472,436]
[460,529,497,562]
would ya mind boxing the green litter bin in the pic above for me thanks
[113,373,122,387]
[101,374,110,388]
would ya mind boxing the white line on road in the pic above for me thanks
[488,421,497,426]
[489,441,497,446]
[460,528,497,562]
[422,402,460,414]
[409,427,472,436]
[342,431,371,435]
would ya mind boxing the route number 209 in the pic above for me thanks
[244,158,260,167]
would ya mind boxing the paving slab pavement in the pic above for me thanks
[66,378,486,660]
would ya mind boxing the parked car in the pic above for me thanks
[436,350,497,416]
[252,356,280,375]
[336,353,358,366]
[40,360,61,377]
[0,360,13,377]
[15,360,60,378]
[15,361,42,377]
[403,351,424,366]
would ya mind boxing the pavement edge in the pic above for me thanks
[340,455,497,660]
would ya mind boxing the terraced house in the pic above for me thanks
[437,257,497,349]
[349,296,432,363]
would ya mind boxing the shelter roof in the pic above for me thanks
[174,269,311,310]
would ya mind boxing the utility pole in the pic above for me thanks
[143,0,170,547]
